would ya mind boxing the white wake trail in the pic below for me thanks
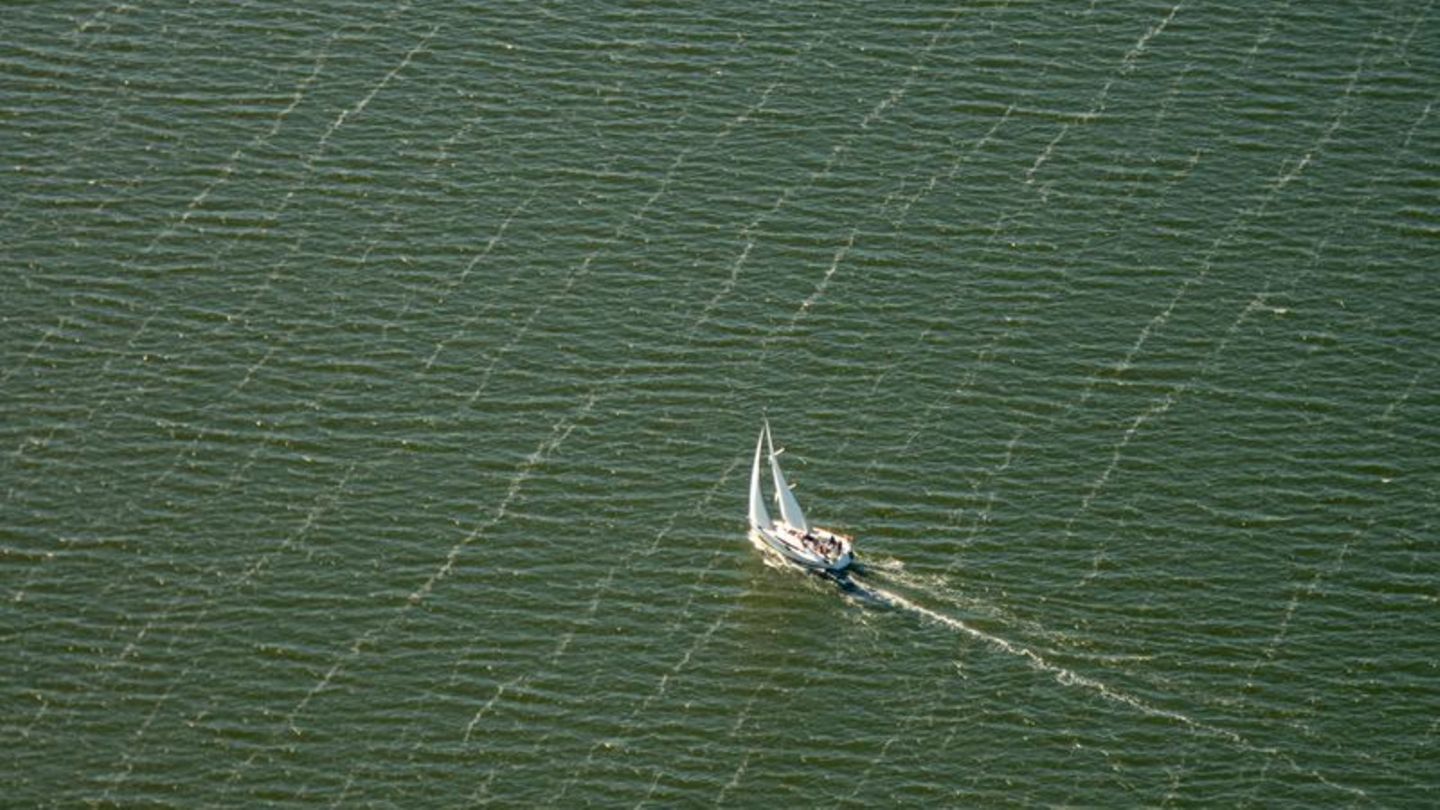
[846,579,1366,799]
[857,581,1241,742]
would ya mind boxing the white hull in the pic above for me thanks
[751,524,854,573]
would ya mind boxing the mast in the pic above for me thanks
[765,422,809,534]
[748,428,771,530]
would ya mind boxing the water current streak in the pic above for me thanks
[14,2,432,477]
[1026,3,1182,189]
[220,387,601,791]
[687,9,961,341]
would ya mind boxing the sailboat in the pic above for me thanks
[748,421,855,573]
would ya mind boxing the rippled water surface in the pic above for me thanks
[4,1,1438,805]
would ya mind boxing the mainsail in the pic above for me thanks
[765,423,809,534]
[748,428,772,530]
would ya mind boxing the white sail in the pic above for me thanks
[748,428,771,530]
[765,423,809,534]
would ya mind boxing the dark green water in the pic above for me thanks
[4,1,1438,805]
